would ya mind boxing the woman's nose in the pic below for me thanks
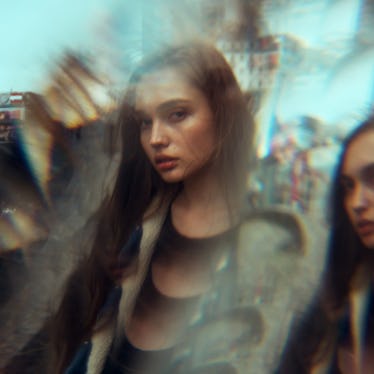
[149,122,169,147]
[351,184,369,213]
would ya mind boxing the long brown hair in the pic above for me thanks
[49,40,254,373]
[277,115,374,373]
[324,116,374,312]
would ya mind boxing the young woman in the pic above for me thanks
[48,41,254,373]
[277,115,374,374]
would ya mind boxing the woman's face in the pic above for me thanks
[135,68,217,184]
[341,131,374,248]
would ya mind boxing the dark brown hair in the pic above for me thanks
[325,115,374,311]
[48,41,254,373]
[277,115,374,373]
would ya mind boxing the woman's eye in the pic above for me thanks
[340,177,354,194]
[362,165,374,189]
[140,118,152,129]
[169,109,187,122]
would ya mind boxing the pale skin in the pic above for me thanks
[126,68,237,350]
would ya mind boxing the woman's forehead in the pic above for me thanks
[134,68,203,111]
[343,131,374,174]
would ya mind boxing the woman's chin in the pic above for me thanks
[158,170,184,184]
[361,235,374,250]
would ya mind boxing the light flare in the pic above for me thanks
[17,116,54,202]
[0,208,47,251]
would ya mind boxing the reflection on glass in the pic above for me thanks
[0,1,373,373]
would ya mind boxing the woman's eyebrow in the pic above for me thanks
[361,163,374,178]
[156,99,191,113]
[339,174,352,183]
[134,109,149,118]
[135,99,191,116]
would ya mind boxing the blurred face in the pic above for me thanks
[135,68,216,183]
[341,131,374,248]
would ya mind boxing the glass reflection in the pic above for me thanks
[0,1,373,373]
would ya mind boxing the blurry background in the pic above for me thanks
[0,0,373,370]
[2,0,374,214]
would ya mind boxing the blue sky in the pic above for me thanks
[0,0,110,91]
[2,0,373,138]
[0,0,195,92]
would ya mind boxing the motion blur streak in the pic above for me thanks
[0,209,47,251]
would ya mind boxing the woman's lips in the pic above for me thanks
[356,220,374,237]
[154,156,178,171]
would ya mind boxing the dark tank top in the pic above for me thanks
[103,210,238,373]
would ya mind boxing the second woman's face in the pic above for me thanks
[135,68,217,184]
[342,131,374,248]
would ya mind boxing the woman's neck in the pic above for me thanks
[171,167,239,238]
